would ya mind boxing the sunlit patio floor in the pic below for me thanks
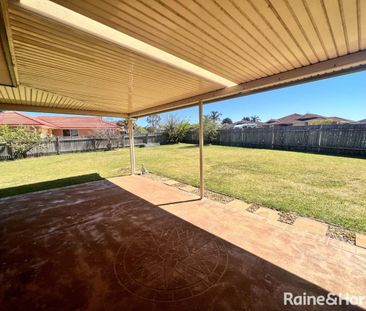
[0,175,365,310]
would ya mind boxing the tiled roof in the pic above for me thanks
[297,113,324,120]
[327,116,352,122]
[37,116,119,129]
[266,113,353,125]
[274,113,303,125]
[0,111,55,127]
[0,111,119,129]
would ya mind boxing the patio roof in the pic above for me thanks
[0,0,366,117]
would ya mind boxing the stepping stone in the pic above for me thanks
[163,179,179,186]
[179,185,197,192]
[356,233,366,249]
[226,199,250,211]
[293,217,328,236]
[255,207,279,221]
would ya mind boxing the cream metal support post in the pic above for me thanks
[198,100,204,199]
[128,118,136,175]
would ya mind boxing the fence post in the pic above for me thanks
[271,127,275,149]
[56,137,60,155]
[93,138,96,151]
[318,125,323,152]
[121,135,125,148]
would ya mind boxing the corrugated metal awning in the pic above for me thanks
[1,0,366,117]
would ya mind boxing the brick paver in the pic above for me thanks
[293,217,328,236]
[163,179,179,186]
[356,233,366,249]
[255,207,280,221]
[179,184,197,192]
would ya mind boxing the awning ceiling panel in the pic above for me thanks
[52,0,366,84]
[1,0,366,117]
[1,1,221,116]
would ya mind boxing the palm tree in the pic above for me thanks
[208,111,222,122]
[250,115,261,123]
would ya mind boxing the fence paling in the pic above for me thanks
[2,125,366,160]
[184,124,366,156]
[0,134,164,160]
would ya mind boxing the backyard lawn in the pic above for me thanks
[1,144,365,233]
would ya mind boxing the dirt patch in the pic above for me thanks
[279,212,298,225]
[200,190,234,204]
[247,204,260,213]
[327,225,356,245]
[118,168,132,176]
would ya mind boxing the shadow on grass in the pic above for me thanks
[178,144,199,149]
[0,173,103,199]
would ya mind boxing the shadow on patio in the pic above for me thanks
[0,176,364,310]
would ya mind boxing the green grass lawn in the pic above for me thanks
[1,144,366,233]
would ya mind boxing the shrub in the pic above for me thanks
[203,116,219,144]
[0,125,43,159]
[135,126,148,135]
[191,116,220,144]
[163,115,191,144]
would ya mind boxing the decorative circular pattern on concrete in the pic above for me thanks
[114,226,228,302]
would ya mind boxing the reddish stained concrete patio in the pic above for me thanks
[0,175,365,310]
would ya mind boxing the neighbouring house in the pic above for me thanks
[227,120,264,129]
[265,113,352,127]
[0,111,120,137]
[233,123,257,129]
[359,119,366,123]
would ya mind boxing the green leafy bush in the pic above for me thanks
[135,126,148,135]
[191,116,220,144]
[0,125,43,159]
[163,115,191,144]
[203,116,219,144]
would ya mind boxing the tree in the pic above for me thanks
[250,115,261,122]
[94,128,119,150]
[222,117,233,124]
[242,116,251,121]
[146,114,161,133]
[163,114,191,144]
[208,111,222,122]
[192,116,219,144]
[203,116,219,144]
[0,125,43,159]
[135,126,148,135]
[116,119,128,127]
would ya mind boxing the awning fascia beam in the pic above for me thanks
[0,0,18,86]
[129,50,366,118]
[0,102,128,118]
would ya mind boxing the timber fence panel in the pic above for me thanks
[184,124,366,156]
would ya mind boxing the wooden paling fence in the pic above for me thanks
[184,124,366,157]
[0,134,164,160]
